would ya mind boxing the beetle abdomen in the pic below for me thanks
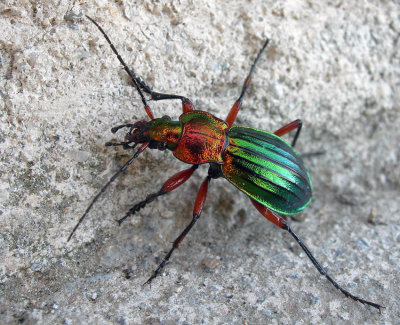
[222,126,312,215]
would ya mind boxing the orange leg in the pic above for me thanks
[274,119,302,147]
[144,175,211,285]
[250,198,383,310]
[117,165,198,225]
[251,199,288,229]
[226,39,270,127]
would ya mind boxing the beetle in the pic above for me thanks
[67,16,383,311]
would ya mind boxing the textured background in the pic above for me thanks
[1,1,399,324]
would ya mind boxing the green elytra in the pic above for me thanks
[223,126,312,214]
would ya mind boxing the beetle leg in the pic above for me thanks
[117,165,198,225]
[226,39,270,128]
[274,119,302,147]
[86,16,195,115]
[250,199,384,311]
[144,175,211,285]
[86,16,154,119]
[251,199,287,228]
[134,79,195,113]
[274,120,325,156]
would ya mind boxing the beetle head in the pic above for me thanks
[111,116,181,151]
[124,120,152,144]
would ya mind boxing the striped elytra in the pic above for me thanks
[222,126,312,215]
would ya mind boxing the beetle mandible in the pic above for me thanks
[67,16,383,311]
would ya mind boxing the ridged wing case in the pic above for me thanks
[222,126,312,215]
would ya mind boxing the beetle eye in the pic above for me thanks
[158,142,167,151]
[161,115,171,120]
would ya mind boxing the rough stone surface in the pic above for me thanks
[1,1,399,324]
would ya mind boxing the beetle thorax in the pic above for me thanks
[172,111,228,164]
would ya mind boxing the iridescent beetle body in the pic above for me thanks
[67,16,383,311]
[141,111,312,215]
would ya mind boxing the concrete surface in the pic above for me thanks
[1,0,399,324]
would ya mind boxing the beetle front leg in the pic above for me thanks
[117,165,198,225]
[144,175,211,285]
[132,77,195,113]
[86,16,194,117]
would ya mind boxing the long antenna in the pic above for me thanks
[67,143,148,242]
[85,15,154,119]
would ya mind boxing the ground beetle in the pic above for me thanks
[68,16,383,311]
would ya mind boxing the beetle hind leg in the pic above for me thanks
[274,119,302,147]
[251,199,384,311]
[274,119,325,156]
[286,225,384,311]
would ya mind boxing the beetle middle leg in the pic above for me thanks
[226,38,270,127]
[118,165,198,224]
[144,175,211,285]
